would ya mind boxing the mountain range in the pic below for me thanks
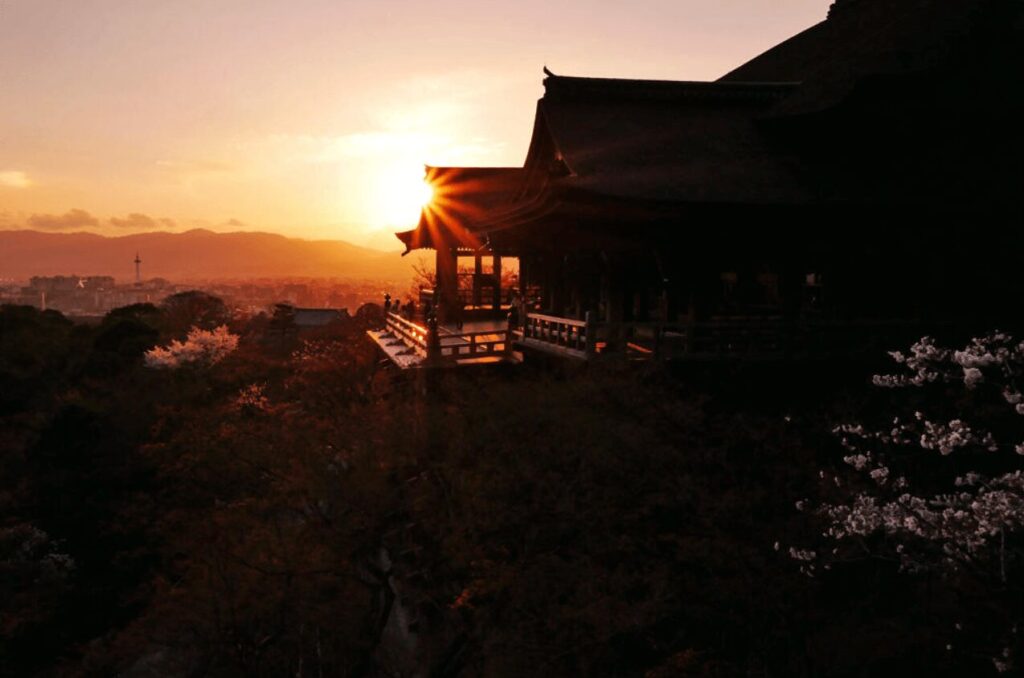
[0,229,418,282]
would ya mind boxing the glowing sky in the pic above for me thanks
[0,0,828,249]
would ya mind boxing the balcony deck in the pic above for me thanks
[370,310,936,369]
[367,315,520,369]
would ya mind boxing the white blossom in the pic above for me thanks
[843,453,871,470]
[788,547,816,562]
[144,325,239,369]
[798,333,1024,579]
[918,418,996,456]
[962,367,984,389]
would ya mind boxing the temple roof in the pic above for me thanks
[721,0,1012,116]
[397,0,1024,251]
[537,76,807,204]
[396,166,523,252]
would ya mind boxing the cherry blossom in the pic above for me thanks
[791,333,1024,671]
[144,325,239,369]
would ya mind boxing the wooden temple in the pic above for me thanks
[372,0,1024,367]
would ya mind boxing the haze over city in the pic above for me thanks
[1,0,825,248]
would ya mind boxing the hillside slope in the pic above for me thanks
[0,229,415,282]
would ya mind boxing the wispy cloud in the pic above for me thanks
[0,171,32,189]
[254,71,510,168]
[155,159,233,173]
[155,158,237,194]
[0,211,20,229]
[259,130,505,168]
[27,208,99,231]
[109,212,176,230]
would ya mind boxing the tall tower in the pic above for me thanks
[134,252,142,286]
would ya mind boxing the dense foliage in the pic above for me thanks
[0,301,1016,676]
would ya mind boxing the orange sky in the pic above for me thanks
[0,1,828,250]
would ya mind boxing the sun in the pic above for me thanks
[372,162,434,229]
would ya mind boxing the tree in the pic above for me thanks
[796,333,1024,672]
[144,325,239,369]
[160,291,230,335]
[405,255,437,302]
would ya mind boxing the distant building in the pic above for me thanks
[270,304,349,336]
[30,275,115,293]
[292,307,349,328]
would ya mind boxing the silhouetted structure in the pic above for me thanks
[268,304,350,343]
[387,0,1024,364]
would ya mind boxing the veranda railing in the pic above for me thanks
[384,312,514,364]
[519,313,929,361]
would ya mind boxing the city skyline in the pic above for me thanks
[1,0,828,248]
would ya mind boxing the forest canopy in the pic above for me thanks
[1,301,1020,676]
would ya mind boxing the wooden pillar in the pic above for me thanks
[435,245,458,324]
[540,257,552,311]
[605,256,626,355]
[492,254,502,311]
[517,256,528,327]
[472,253,483,307]
[584,311,596,359]
[550,259,563,316]
[518,256,527,299]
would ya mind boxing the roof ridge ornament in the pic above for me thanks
[543,66,558,78]
[827,0,862,20]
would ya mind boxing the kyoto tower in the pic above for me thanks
[134,252,142,286]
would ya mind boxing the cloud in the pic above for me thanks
[109,212,176,230]
[27,208,99,231]
[222,218,246,228]
[0,171,32,189]
[261,130,505,168]
[156,159,233,173]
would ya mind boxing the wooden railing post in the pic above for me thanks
[426,309,442,364]
[505,310,516,357]
[382,292,392,329]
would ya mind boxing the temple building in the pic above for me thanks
[373,0,1024,367]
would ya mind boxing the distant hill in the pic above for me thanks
[0,229,418,282]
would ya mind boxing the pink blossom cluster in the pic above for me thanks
[791,334,1024,667]
[143,325,239,369]
[873,332,1024,394]
[809,334,1024,568]
[872,336,950,387]
[818,479,1024,563]
[917,415,998,456]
